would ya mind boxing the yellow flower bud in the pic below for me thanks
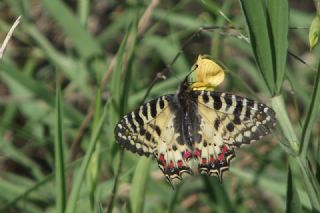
[190,55,225,91]
[309,15,320,50]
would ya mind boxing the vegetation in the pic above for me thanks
[0,0,319,212]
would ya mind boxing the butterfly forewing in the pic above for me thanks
[115,95,193,184]
[192,90,276,180]
[115,95,171,156]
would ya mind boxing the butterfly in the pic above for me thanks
[114,59,276,186]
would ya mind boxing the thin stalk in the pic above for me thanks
[55,78,66,213]
[106,149,124,213]
[271,95,299,154]
[294,157,320,211]
[272,95,320,211]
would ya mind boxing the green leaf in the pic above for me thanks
[87,87,103,210]
[65,106,106,213]
[309,14,320,50]
[271,95,299,154]
[0,60,83,124]
[294,157,320,211]
[266,0,288,93]
[41,0,102,59]
[203,177,235,213]
[286,167,303,213]
[240,0,275,94]
[301,60,320,157]
[129,158,151,213]
[55,78,67,213]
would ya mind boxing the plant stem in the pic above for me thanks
[271,95,299,154]
[272,95,320,210]
[294,157,320,211]
[107,149,124,213]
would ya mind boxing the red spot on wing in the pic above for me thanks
[218,153,224,161]
[193,149,201,158]
[159,153,166,166]
[177,160,183,167]
[221,145,229,154]
[210,155,215,162]
[169,161,174,168]
[183,150,192,159]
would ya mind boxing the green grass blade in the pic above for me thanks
[239,0,275,94]
[309,14,320,50]
[294,157,320,211]
[55,79,67,213]
[130,158,151,213]
[203,177,234,212]
[65,107,107,213]
[87,87,103,210]
[0,60,83,123]
[301,60,320,158]
[41,0,102,59]
[0,174,53,212]
[271,95,299,153]
[231,167,311,209]
[107,20,137,213]
[267,0,288,93]
[286,167,303,213]
[110,28,130,115]
[77,0,90,27]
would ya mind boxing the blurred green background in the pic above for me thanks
[0,0,320,212]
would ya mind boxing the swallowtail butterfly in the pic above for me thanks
[114,58,276,186]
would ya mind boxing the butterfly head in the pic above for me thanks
[178,64,198,93]
[179,76,192,93]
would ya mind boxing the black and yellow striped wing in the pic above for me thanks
[115,95,193,185]
[192,90,276,181]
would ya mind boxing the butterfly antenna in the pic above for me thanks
[184,64,198,82]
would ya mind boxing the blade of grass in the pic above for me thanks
[55,77,67,213]
[152,9,203,30]
[107,19,137,213]
[266,0,288,93]
[300,60,320,158]
[239,0,275,94]
[293,157,320,211]
[0,59,83,123]
[167,183,181,213]
[129,158,151,213]
[271,95,299,153]
[41,0,103,59]
[65,106,107,213]
[97,9,137,44]
[78,0,90,27]
[87,86,103,211]
[272,94,320,210]
[286,166,303,213]
[231,167,311,209]
[203,177,234,213]
[1,150,95,212]
[0,174,53,212]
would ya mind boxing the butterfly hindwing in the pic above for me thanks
[192,91,276,181]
